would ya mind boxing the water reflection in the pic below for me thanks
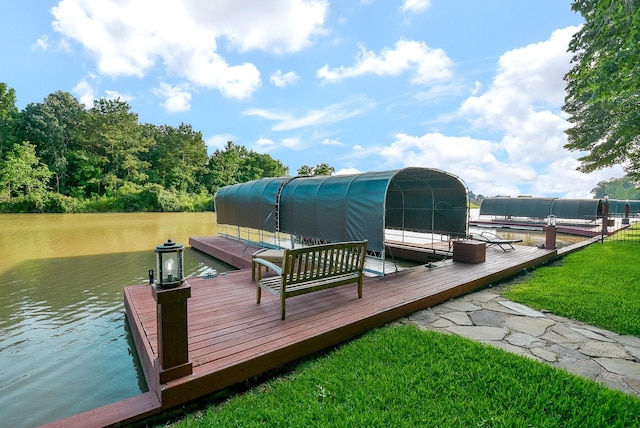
[0,213,233,427]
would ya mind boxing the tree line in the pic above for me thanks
[0,84,291,212]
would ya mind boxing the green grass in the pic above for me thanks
[165,325,640,427]
[503,239,640,337]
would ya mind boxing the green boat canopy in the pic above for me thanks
[215,167,469,253]
[606,199,640,215]
[479,197,604,220]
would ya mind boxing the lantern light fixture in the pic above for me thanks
[546,215,556,227]
[154,239,184,288]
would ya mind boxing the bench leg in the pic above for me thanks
[280,294,286,320]
[257,286,262,304]
[358,278,363,299]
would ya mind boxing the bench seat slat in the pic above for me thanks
[259,272,360,297]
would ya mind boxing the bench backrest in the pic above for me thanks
[281,240,368,285]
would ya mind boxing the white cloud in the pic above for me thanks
[186,0,328,54]
[72,76,135,109]
[243,99,375,131]
[32,35,49,51]
[206,134,235,153]
[335,167,361,175]
[104,90,133,102]
[317,39,453,84]
[282,137,302,149]
[50,0,328,99]
[270,70,300,88]
[322,138,343,146]
[72,78,95,107]
[372,132,540,197]
[459,26,582,167]
[256,138,275,148]
[460,27,579,124]
[179,54,261,100]
[153,82,192,113]
[377,132,497,168]
[530,158,624,199]
[401,0,431,13]
[241,108,291,122]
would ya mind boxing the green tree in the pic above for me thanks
[244,151,289,180]
[297,163,335,176]
[0,83,18,160]
[0,141,52,198]
[297,165,313,176]
[591,175,640,200]
[66,149,107,198]
[563,0,640,179]
[17,91,85,194]
[204,141,288,192]
[144,123,209,192]
[84,98,151,194]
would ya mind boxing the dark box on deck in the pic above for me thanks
[453,241,486,263]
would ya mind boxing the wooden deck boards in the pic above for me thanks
[127,237,557,413]
[50,236,558,426]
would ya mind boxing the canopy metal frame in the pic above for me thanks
[215,167,469,275]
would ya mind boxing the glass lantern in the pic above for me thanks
[155,239,184,288]
[546,215,556,227]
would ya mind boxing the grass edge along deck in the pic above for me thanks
[45,236,558,427]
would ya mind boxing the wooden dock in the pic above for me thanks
[46,236,558,427]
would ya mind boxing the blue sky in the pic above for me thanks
[1,0,624,198]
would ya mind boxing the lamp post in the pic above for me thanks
[602,195,610,241]
[623,199,630,225]
[151,239,192,383]
[544,215,557,250]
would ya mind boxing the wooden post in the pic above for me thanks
[602,199,609,240]
[623,200,630,224]
[544,225,556,250]
[152,283,192,384]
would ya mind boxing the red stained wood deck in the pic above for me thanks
[47,236,558,427]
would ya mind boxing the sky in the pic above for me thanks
[0,0,626,198]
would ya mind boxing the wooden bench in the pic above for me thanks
[251,248,285,280]
[253,240,368,319]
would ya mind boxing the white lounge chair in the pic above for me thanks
[471,231,522,251]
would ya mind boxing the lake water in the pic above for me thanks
[0,213,233,428]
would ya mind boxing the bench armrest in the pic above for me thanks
[252,257,283,276]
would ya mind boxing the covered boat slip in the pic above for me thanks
[214,168,469,274]
[479,197,640,224]
[479,197,603,223]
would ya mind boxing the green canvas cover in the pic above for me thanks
[214,167,469,252]
[480,197,603,220]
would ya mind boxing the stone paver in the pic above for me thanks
[499,301,546,317]
[402,290,640,397]
[504,316,555,337]
[441,311,473,326]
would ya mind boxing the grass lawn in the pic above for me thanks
[161,231,640,427]
[503,238,640,337]
[165,325,640,427]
